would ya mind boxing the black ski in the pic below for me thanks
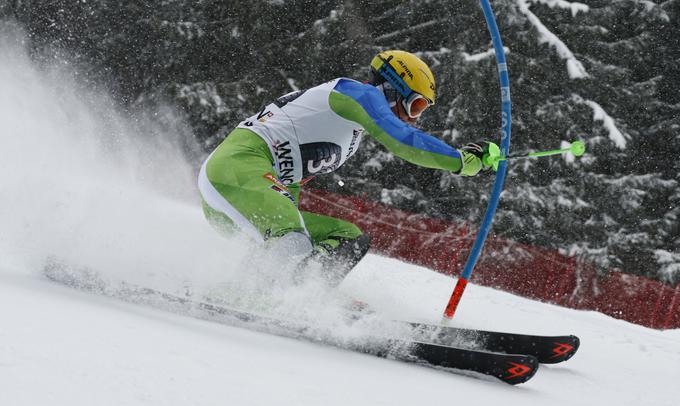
[379,340,538,385]
[43,261,538,385]
[404,322,579,364]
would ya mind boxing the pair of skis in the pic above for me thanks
[43,262,579,385]
[396,323,578,384]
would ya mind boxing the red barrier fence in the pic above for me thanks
[300,189,680,330]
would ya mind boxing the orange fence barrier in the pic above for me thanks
[300,189,680,329]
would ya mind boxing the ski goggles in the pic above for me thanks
[401,92,432,119]
[375,56,432,118]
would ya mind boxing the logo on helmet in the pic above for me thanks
[396,59,414,80]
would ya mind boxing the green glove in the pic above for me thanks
[459,141,495,176]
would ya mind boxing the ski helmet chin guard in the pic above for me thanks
[369,50,436,109]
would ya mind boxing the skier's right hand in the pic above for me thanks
[458,141,495,176]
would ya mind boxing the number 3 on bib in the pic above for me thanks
[308,154,338,174]
[300,142,342,176]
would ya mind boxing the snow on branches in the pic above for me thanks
[462,47,510,62]
[528,0,589,17]
[655,250,680,283]
[517,0,589,79]
[571,94,628,149]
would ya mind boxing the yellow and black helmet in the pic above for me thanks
[369,50,436,105]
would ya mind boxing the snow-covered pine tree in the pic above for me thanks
[488,0,680,283]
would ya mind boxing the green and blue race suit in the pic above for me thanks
[198,78,473,245]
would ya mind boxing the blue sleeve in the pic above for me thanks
[332,79,462,161]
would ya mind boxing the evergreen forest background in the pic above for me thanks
[3,0,679,284]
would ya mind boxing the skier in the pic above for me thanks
[198,50,493,284]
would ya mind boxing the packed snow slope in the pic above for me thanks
[1,21,679,406]
[2,256,680,406]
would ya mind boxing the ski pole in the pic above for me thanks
[483,140,586,171]
[442,140,585,321]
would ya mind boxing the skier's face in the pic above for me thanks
[392,100,418,125]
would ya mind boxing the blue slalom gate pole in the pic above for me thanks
[444,0,512,319]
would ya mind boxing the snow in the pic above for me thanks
[655,250,680,282]
[582,99,627,149]
[639,0,671,22]
[517,0,589,79]
[286,77,300,91]
[177,82,228,115]
[1,19,679,406]
[529,0,589,17]
[462,46,511,62]
[561,140,576,164]
[1,255,680,406]
[572,94,628,149]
